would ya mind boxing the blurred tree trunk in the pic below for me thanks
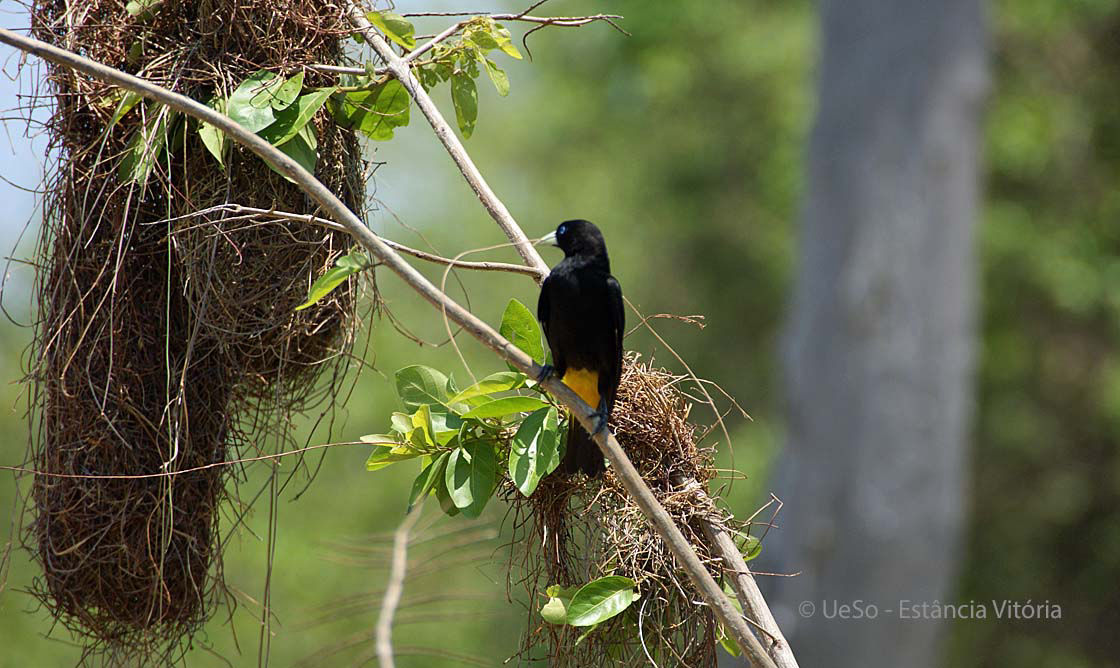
[765,1,988,667]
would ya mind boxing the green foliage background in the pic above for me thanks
[1,0,1118,665]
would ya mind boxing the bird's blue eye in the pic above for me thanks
[558,224,567,236]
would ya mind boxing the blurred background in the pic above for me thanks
[1,0,1117,666]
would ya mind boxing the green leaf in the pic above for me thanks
[126,40,144,66]
[272,72,304,110]
[409,404,436,447]
[249,73,288,110]
[490,22,522,60]
[444,441,497,518]
[480,57,510,97]
[540,597,568,625]
[331,79,411,141]
[258,87,334,147]
[106,90,143,130]
[226,70,280,133]
[271,122,318,178]
[125,0,163,19]
[434,473,460,517]
[395,365,450,411]
[295,249,364,311]
[390,412,412,434]
[718,627,743,657]
[364,443,425,471]
[366,11,416,49]
[198,96,227,167]
[450,73,477,138]
[509,407,561,496]
[119,103,176,186]
[500,299,546,365]
[360,433,401,445]
[429,408,465,444]
[721,579,744,614]
[715,582,743,659]
[408,451,450,511]
[469,30,499,51]
[335,251,371,271]
[735,533,763,561]
[461,396,549,419]
[541,584,581,624]
[566,576,640,627]
[448,371,526,404]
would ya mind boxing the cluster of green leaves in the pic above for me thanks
[114,10,524,186]
[116,66,408,186]
[534,536,760,654]
[203,69,330,177]
[375,12,522,138]
[361,300,560,517]
[540,576,640,642]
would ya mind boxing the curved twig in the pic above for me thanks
[171,205,541,277]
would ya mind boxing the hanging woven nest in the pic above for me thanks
[25,0,369,657]
[506,354,747,667]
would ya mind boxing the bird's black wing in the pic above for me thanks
[537,272,553,357]
[605,275,625,411]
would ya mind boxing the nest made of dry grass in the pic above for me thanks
[506,354,746,667]
[22,0,371,659]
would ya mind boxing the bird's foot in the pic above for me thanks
[535,364,555,383]
[590,406,610,436]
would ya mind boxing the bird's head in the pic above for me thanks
[537,219,608,260]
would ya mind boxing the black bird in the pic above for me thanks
[537,220,624,477]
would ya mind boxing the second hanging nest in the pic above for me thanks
[27,0,369,657]
[507,353,751,667]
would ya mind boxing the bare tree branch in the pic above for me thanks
[703,518,799,667]
[376,506,423,668]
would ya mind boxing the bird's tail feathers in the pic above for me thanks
[563,421,605,478]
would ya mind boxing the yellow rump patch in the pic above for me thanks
[562,368,600,409]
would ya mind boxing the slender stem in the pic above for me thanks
[376,505,423,668]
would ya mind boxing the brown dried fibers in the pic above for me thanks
[24,0,367,657]
[507,354,746,667]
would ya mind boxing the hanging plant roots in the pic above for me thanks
[507,354,751,667]
[23,0,369,658]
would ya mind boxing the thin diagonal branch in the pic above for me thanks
[702,519,797,667]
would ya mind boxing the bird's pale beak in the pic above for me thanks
[537,231,559,247]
